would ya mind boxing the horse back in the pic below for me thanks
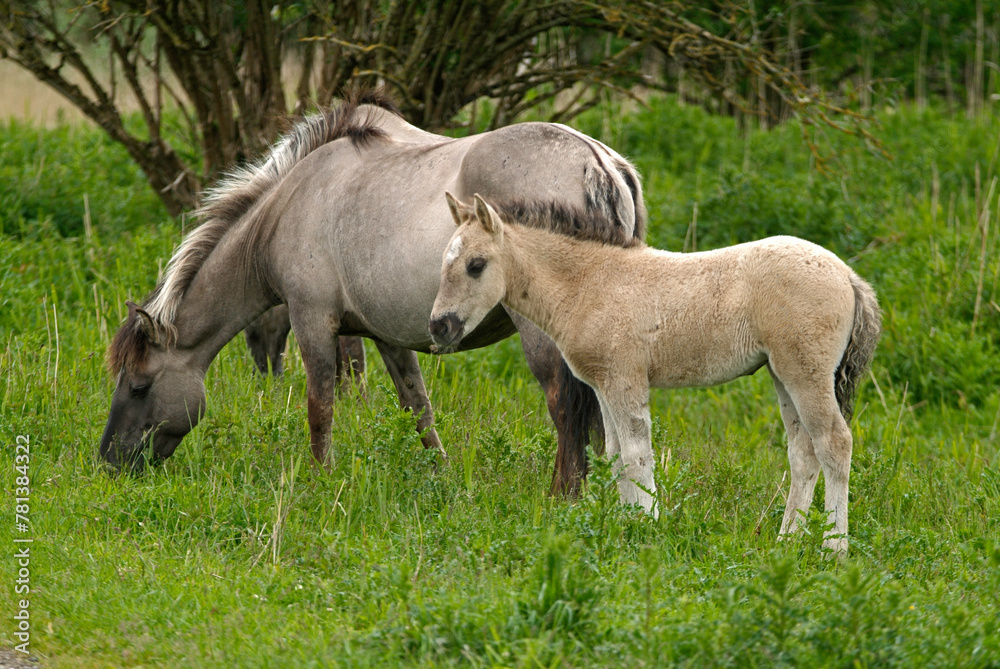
[455,122,641,237]
[567,238,858,390]
[743,235,858,348]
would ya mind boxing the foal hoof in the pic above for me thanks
[822,536,849,559]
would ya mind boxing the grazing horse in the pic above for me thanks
[100,90,645,492]
[430,194,881,554]
[244,304,366,394]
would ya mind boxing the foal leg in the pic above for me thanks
[596,383,657,517]
[773,369,853,554]
[811,408,853,555]
[595,395,621,464]
[372,340,445,456]
[771,374,822,537]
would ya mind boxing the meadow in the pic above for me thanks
[2,96,999,666]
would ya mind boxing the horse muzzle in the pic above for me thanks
[99,422,180,474]
[99,432,148,474]
[429,312,465,352]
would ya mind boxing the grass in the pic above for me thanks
[2,97,1000,666]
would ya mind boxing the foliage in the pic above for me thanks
[0,0,881,215]
[2,100,999,666]
[0,119,167,238]
[784,0,999,112]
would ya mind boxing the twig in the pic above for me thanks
[756,471,787,536]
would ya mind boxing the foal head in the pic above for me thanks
[429,193,508,352]
[100,301,207,472]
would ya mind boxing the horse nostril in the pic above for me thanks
[430,317,451,340]
[430,313,464,346]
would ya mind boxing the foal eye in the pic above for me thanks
[466,257,487,278]
[130,384,151,399]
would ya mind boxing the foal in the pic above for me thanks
[430,194,881,553]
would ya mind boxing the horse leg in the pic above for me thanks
[372,340,445,456]
[595,393,621,463]
[810,406,852,555]
[244,304,291,375]
[771,373,822,538]
[596,382,657,516]
[289,309,341,466]
[597,393,623,488]
[336,336,367,397]
[507,311,602,496]
[771,364,853,555]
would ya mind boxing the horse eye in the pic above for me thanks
[467,258,487,278]
[130,384,151,399]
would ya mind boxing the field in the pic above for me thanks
[2,96,999,666]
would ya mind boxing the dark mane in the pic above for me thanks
[108,87,400,374]
[202,87,400,229]
[491,199,644,248]
[106,288,163,374]
[107,313,150,375]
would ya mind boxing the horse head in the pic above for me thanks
[430,193,507,353]
[100,301,206,472]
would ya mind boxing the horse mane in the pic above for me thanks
[491,198,645,249]
[107,87,400,374]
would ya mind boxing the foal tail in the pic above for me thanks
[835,273,882,421]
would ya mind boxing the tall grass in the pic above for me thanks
[2,99,999,666]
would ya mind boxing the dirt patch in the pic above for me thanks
[0,648,39,668]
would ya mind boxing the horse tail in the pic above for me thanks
[551,156,642,494]
[537,126,645,492]
[616,158,647,241]
[553,360,603,493]
[835,272,882,421]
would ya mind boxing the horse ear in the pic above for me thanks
[128,300,161,346]
[473,194,503,236]
[444,191,466,227]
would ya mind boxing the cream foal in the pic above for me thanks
[430,194,881,554]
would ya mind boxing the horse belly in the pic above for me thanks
[293,146,463,348]
[647,322,765,389]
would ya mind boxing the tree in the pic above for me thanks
[0,1,878,216]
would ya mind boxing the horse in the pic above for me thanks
[100,89,646,494]
[429,193,881,554]
[243,303,366,393]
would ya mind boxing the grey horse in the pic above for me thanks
[100,89,645,492]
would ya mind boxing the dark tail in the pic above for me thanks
[551,145,641,494]
[552,360,603,494]
[835,273,882,421]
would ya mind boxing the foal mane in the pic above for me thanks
[491,199,644,249]
[107,88,400,374]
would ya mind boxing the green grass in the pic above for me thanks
[0,119,168,239]
[2,99,1000,666]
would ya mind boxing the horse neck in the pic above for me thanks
[500,225,611,343]
[169,225,276,373]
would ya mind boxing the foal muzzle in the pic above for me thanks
[429,312,465,352]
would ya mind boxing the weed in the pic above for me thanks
[3,99,1000,666]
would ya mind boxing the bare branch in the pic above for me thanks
[0,0,882,217]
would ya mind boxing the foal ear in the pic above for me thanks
[444,191,466,227]
[128,300,162,346]
[473,194,503,236]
